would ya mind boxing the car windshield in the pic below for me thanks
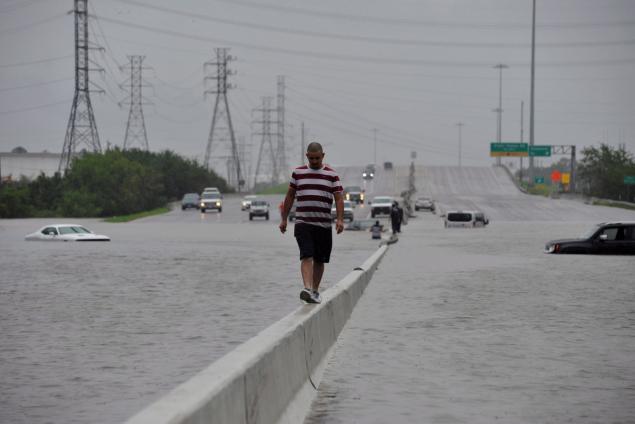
[202,193,220,199]
[580,224,601,239]
[59,226,92,234]
[373,197,392,204]
[244,195,257,200]
[183,194,198,200]
[332,201,353,210]
[447,213,473,222]
[251,201,267,206]
[345,186,361,192]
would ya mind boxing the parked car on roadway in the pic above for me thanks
[344,186,365,204]
[544,222,635,254]
[241,195,258,211]
[249,200,270,220]
[362,164,375,180]
[25,224,110,242]
[200,192,222,213]
[370,196,393,218]
[181,193,200,210]
[443,210,488,228]
[414,197,435,212]
[331,200,355,222]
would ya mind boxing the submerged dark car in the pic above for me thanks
[544,222,635,254]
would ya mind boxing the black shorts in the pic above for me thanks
[294,223,333,263]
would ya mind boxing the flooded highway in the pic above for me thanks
[0,193,378,424]
[2,165,634,423]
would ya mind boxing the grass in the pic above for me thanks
[104,206,170,223]
[592,199,635,211]
[256,183,288,195]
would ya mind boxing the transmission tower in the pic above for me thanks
[59,0,103,173]
[204,48,243,191]
[120,55,151,150]
[276,75,287,182]
[253,96,278,187]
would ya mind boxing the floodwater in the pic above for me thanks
[306,213,635,423]
[0,195,378,424]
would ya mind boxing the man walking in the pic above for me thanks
[279,142,344,304]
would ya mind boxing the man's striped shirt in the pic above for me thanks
[290,165,343,228]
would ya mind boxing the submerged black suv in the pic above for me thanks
[544,222,635,255]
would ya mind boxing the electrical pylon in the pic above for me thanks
[59,0,103,173]
[253,96,278,187]
[121,55,151,150]
[204,48,243,190]
[276,75,287,182]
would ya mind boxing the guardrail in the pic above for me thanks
[125,245,388,424]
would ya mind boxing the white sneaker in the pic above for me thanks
[311,290,322,304]
[300,288,314,303]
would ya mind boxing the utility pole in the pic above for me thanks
[276,75,287,182]
[121,55,151,150]
[59,0,103,173]
[529,0,537,185]
[520,100,524,183]
[493,63,508,166]
[252,96,277,187]
[456,122,465,168]
[204,48,243,191]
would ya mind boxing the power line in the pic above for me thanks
[213,0,635,30]
[0,54,73,69]
[110,0,635,49]
[95,16,635,68]
[0,12,66,35]
[0,99,71,116]
[0,77,73,93]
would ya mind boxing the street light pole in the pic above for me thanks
[529,0,537,185]
[493,63,508,166]
[456,122,464,168]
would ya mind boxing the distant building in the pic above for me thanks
[0,148,61,181]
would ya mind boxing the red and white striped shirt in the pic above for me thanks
[290,165,343,228]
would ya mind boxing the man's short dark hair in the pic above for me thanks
[306,142,323,153]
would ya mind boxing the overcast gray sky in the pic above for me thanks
[1,0,634,179]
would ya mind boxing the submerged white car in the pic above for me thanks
[25,224,111,242]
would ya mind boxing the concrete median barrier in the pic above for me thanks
[125,244,388,424]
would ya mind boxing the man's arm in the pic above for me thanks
[279,186,296,234]
[333,191,344,234]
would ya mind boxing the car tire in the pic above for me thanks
[266,213,269,220]
[249,214,253,220]
[182,206,185,210]
[371,211,375,218]
[201,208,206,213]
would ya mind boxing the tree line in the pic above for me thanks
[0,148,230,218]
[514,143,635,202]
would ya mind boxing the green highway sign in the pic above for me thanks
[490,142,528,157]
[534,176,545,184]
[529,145,552,157]
[625,176,635,185]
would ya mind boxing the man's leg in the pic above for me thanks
[312,261,325,292]
[301,257,313,290]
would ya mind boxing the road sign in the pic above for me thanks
[529,145,551,157]
[551,170,561,183]
[534,176,545,184]
[625,176,635,185]
[490,142,528,157]
[561,173,570,184]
